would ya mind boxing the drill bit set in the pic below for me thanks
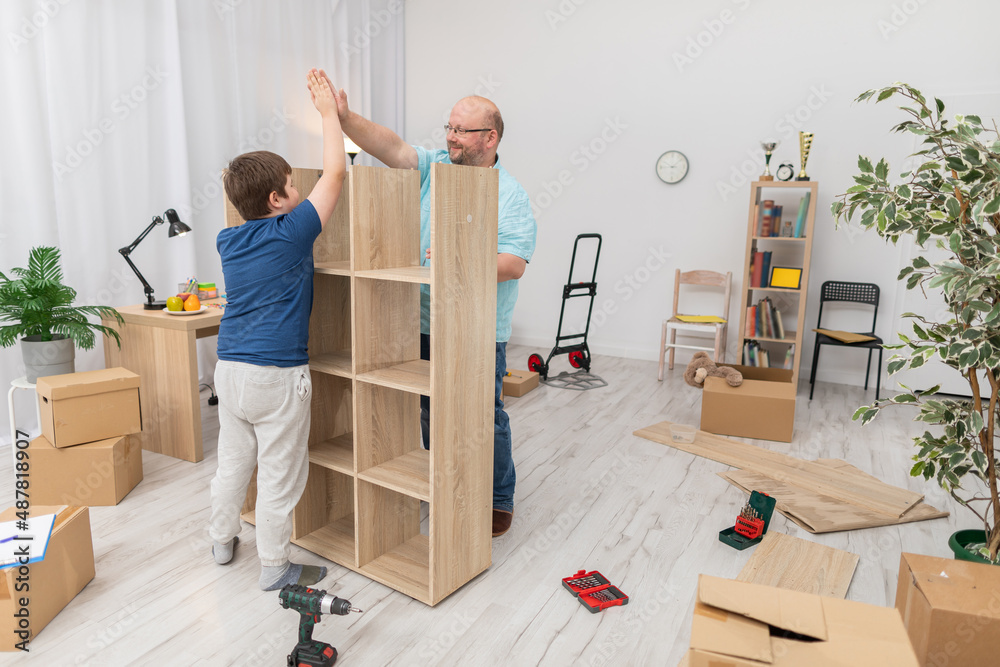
[718,490,777,550]
[561,570,629,613]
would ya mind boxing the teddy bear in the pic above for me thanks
[683,351,743,388]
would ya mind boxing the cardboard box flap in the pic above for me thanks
[902,552,1000,612]
[704,376,796,400]
[690,600,774,664]
[36,367,140,401]
[698,575,829,642]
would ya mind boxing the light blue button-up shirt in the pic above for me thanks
[415,147,537,342]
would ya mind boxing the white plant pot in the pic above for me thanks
[20,335,76,383]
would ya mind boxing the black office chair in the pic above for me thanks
[808,281,883,400]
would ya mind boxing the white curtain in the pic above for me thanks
[0,0,405,446]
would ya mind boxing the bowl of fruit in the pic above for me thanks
[166,293,205,315]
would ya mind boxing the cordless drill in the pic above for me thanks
[279,584,362,667]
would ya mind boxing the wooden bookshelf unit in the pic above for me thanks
[736,181,818,386]
[226,164,498,605]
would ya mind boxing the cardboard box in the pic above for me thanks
[36,367,141,448]
[28,435,142,506]
[688,574,918,666]
[895,552,1000,666]
[0,506,96,651]
[700,364,795,442]
[503,369,539,398]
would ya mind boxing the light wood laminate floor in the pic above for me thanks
[2,346,966,665]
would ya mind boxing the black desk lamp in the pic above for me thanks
[344,137,360,165]
[119,208,191,310]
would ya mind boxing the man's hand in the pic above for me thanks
[319,70,351,124]
[307,68,339,118]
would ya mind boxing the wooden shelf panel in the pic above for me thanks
[358,449,430,501]
[355,266,430,284]
[315,261,351,276]
[746,286,802,294]
[742,331,798,344]
[753,181,816,189]
[360,534,430,602]
[357,359,430,394]
[310,434,354,474]
[293,515,356,566]
[752,236,807,242]
[309,351,352,377]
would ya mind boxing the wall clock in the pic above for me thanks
[655,151,689,184]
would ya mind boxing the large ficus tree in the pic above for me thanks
[832,83,1000,562]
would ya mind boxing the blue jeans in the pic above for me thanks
[421,335,515,512]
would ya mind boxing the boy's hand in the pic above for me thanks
[317,70,351,124]
[307,68,338,117]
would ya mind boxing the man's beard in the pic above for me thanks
[449,143,486,166]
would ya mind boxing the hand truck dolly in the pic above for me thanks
[528,233,603,382]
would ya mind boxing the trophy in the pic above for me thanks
[759,141,779,181]
[797,132,814,181]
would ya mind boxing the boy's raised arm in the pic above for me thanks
[306,68,347,227]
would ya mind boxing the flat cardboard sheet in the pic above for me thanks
[634,422,924,517]
[736,532,859,598]
[720,462,948,533]
[813,328,877,344]
[688,575,919,667]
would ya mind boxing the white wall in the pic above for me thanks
[404,0,1000,389]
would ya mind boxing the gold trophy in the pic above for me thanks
[759,141,779,181]
[797,132,814,181]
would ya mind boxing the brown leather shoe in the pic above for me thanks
[492,509,513,537]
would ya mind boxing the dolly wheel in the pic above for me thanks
[568,351,585,368]
[528,353,544,373]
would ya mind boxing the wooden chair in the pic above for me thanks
[658,269,732,381]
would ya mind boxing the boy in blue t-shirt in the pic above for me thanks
[209,69,346,591]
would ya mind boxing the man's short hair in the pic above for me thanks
[223,151,292,221]
[490,109,504,143]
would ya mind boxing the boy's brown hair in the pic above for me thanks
[223,151,292,221]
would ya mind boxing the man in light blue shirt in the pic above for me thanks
[336,87,536,537]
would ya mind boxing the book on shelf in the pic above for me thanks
[760,251,772,288]
[784,345,795,369]
[751,251,764,287]
[794,191,811,238]
[759,199,775,236]
[772,205,783,237]
[746,297,785,340]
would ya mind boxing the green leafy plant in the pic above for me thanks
[832,83,1000,562]
[0,246,123,350]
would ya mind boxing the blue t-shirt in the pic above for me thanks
[415,147,537,342]
[216,199,322,367]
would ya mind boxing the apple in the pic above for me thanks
[177,292,192,301]
[166,296,183,312]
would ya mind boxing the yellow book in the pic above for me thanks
[676,315,726,323]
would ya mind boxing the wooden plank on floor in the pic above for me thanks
[736,532,860,598]
[719,464,948,533]
[633,421,923,517]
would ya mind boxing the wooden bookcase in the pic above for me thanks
[736,181,818,386]
[226,164,498,605]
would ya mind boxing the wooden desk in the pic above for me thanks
[103,304,223,463]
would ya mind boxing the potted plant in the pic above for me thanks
[0,246,123,382]
[833,83,1000,563]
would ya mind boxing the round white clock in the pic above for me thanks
[655,150,689,184]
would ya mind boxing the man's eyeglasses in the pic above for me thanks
[444,125,492,135]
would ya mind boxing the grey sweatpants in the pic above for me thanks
[209,360,311,566]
